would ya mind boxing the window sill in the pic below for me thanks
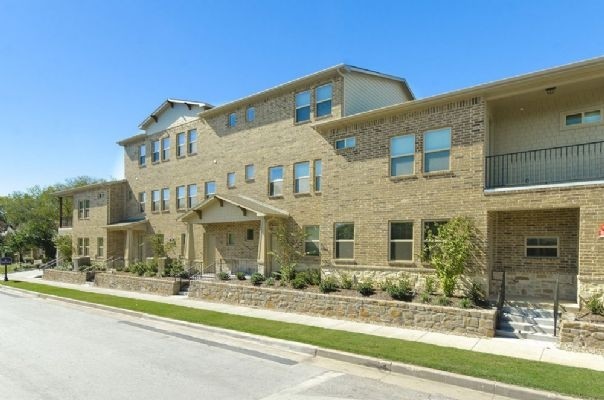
[176,155,186,159]
[227,186,236,190]
[332,259,357,265]
[388,261,415,266]
[139,165,147,168]
[268,195,284,200]
[315,113,333,121]
[293,192,311,198]
[294,119,312,126]
[422,170,454,179]
[314,191,322,195]
[389,174,418,182]
[245,179,255,183]
[161,159,170,163]
[161,210,170,214]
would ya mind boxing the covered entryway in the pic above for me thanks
[488,208,579,302]
[104,218,149,267]
[180,194,289,276]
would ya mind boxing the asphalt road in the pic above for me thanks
[0,287,512,400]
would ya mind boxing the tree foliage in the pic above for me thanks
[269,219,306,270]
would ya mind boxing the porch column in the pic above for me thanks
[58,197,63,228]
[186,222,195,267]
[257,217,268,276]
[124,229,133,267]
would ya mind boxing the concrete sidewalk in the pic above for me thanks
[7,269,604,372]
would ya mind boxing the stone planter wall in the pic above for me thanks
[43,269,94,284]
[94,273,181,296]
[560,320,604,355]
[188,281,497,337]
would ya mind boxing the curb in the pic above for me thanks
[1,285,582,400]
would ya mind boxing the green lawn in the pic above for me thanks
[3,280,603,399]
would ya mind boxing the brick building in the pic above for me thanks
[54,59,604,302]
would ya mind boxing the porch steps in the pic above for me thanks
[177,281,190,297]
[496,302,561,343]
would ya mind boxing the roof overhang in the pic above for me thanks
[104,218,148,231]
[179,194,289,224]
[53,180,127,197]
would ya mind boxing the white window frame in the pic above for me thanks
[304,225,320,256]
[423,128,451,173]
[245,164,255,181]
[187,184,197,208]
[246,107,255,122]
[268,166,284,197]
[389,221,413,262]
[97,237,104,257]
[562,108,603,128]
[335,136,356,150]
[161,137,170,161]
[313,159,322,192]
[205,181,216,199]
[176,185,186,210]
[176,132,185,157]
[295,90,311,123]
[138,192,146,212]
[152,140,160,163]
[139,144,146,166]
[227,172,236,188]
[315,83,333,118]
[161,188,170,211]
[390,134,415,177]
[294,161,310,194]
[187,129,197,155]
[525,236,559,258]
[334,222,354,260]
[151,190,160,212]
[78,199,90,220]
[78,237,89,256]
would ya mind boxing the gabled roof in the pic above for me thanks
[198,64,414,119]
[104,218,148,231]
[52,180,127,197]
[179,193,289,222]
[139,98,213,130]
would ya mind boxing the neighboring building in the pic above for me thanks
[55,60,604,302]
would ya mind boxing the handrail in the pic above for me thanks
[496,270,506,312]
[40,258,59,270]
[553,275,560,337]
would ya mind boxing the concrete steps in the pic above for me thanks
[496,301,564,343]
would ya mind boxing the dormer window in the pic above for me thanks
[295,91,311,123]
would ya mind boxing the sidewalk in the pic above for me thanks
[7,269,604,372]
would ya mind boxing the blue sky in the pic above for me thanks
[1,0,604,195]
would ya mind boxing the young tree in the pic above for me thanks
[269,219,306,273]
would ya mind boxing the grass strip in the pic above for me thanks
[3,280,603,399]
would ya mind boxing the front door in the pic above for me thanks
[204,234,216,269]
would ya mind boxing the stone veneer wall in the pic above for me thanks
[560,320,604,355]
[188,281,496,337]
[94,273,180,296]
[43,269,94,284]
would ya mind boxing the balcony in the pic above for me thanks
[485,140,604,189]
[59,217,73,228]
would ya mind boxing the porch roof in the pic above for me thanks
[104,218,148,231]
[179,194,289,223]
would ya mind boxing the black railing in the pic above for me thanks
[485,140,604,189]
[59,217,73,228]
[553,275,560,337]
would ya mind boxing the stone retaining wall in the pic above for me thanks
[188,281,496,337]
[560,320,604,355]
[43,269,94,284]
[94,273,181,296]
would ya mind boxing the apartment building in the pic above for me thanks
[55,59,604,302]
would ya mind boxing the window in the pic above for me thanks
[304,225,320,256]
[226,232,235,246]
[245,164,255,181]
[78,199,90,219]
[138,192,146,212]
[246,107,255,122]
[151,190,160,212]
[228,112,237,127]
[176,185,186,209]
[188,129,197,154]
[294,162,310,194]
[161,137,170,161]
[314,160,322,192]
[564,109,602,126]
[315,84,332,118]
[97,237,104,257]
[295,90,311,123]
[176,132,185,157]
[77,238,89,256]
[268,166,284,197]
[187,184,197,208]
[334,223,354,259]
[227,172,236,188]
[161,188,170,211]
[526,237,558,257]
[180,233,186,257]
[423,220,448,258]
[390,135,415,176]
[152,140,160,163]
[424,128,451,173]
[246,228,254,241]
[205,181,216,198]
[139,144,146,166]
[390,222,413,261]
[335,137,356,150]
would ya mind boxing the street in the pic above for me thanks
[0,286,511,400]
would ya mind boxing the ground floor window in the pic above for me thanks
[389,221,413,261]
[246,228,254,241]
[526,237,558,257]
[304,225,320,256]
[334,223,354,259]
[97,237,104,257]
[226,232,235,246]
[78,237,89,256]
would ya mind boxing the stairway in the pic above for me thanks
[177,281,190,296]
[496,301,568,343]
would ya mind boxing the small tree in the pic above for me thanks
[269,219,306,273]
[423,217,474,297]
[53,234,73,262]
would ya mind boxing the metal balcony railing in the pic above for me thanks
[485,140,604,189]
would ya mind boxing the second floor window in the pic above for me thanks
[152,140,160,163]
[268,166,283,197]
[78,199,90,219]
[294,162,310,194]
[246,107,255,122]
[151,190,160,212]
[390,134,415,176]
[176,186,186,209]
[188,129,197,154]
[315,84,332,118]
[245,164,255,181]
[161,188,170,211]
[335,137,356,150]
[138,192,146,212]
[228,112,237,127]
[187,184,197,208]
[295,90,311,123]
[227,172,236,188]
[176,132,185,157]
[314,159,322,192]
[424,128,451,173]
[205,181,216,198]
[139,144,146,166]
[161,137,170,161]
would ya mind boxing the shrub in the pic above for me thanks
[217,271,230,281]
[459,298,472,309]
[236,271,246,281]
[165,259,185,278]
[319,277,338,293]
[271,271,282,281]
[357,280,375,297]
[306,269,321,286]
[465,281,486,306]
[385,277,414,301]
[280,264,296,283]
[130,262,148,277]
[291,275,307,290]
[265,277,275,286]
[420,292,431,304]
[379,279,393,291]
[437,296,452,306]
[250,272,265,285]
[340,272,353,290]
[586,294,604,315]
[424,276,437,294]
